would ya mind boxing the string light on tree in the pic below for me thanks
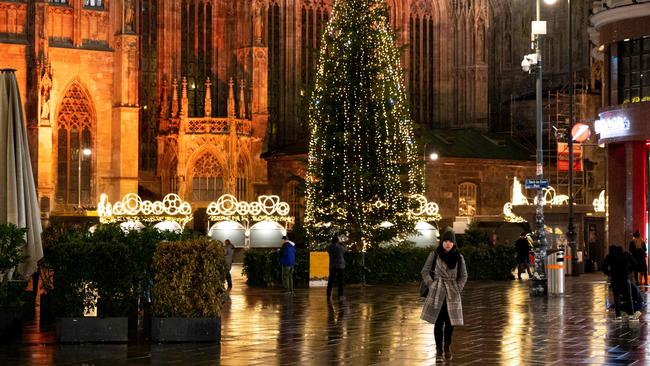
[305,0,424,248]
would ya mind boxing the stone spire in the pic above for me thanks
[239,79,246,119]
[227,78,235,118]
[204,77,212,117]
[180,77,188,118]
[171,78,179,117]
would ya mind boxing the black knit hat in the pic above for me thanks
[440,229,456,245]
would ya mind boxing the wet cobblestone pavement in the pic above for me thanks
[1,266,649,365]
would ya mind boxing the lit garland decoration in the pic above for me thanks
[593,190,606,213]
[504,178,573,222]
[206,194,293,224]
[533,187,569,206]
[97,193,193,227]
[503,202,526,223]
[304,0,424,248]
[409,194,442,222]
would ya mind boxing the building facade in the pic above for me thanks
[590,0,650,247]
[0,0,599,228]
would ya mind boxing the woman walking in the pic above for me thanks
[421,229,468,361]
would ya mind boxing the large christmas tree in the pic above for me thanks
[305,0,424,248]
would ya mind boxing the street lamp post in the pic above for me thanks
[521,0,550,295]
[78,147,91,208]
[566,0,579,276]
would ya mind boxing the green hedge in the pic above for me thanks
[242,245,517,287]
[152,237,226,317]
[242,248,309,288]
[461,245,517,280]
[41,224,194,317]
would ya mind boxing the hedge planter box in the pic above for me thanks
[151,317,221,342]
[55,317,128,343]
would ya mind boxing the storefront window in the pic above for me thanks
[618,36,650,104]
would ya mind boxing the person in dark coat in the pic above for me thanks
[326,235,346,300]
[279,235,296,294]
[515,232,533,279]
[602,245,641,321]
[224,239,235,290]
[421,229,468,361]
[629,230,648,286]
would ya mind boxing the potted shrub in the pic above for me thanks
[0,224,28,340]
[42,225,149,342]
[151,237,226,342]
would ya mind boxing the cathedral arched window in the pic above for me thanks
[409,11,437,127]
[181,0,214,117]
[55,82,94,207]
[458,182,478,217]
[84,0,103,8]
[191,152,223,202]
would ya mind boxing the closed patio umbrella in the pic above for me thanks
[0,69,43,279]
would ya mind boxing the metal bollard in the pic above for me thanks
[547,249,565,295]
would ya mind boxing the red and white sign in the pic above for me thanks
[571,123,591,143]
[557,142,582,172]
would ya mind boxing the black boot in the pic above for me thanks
[444,346,453,360]
[436,346,443,360]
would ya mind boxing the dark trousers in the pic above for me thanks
[434,300,454,349]
[327,268,344,298]
[611,278,634,316]
[226,271,232,289]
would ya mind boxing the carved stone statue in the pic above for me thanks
[252,0,263,44]
[39,61,52,120]
[124,0,135,33]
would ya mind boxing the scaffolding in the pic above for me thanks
[545,79,589,204]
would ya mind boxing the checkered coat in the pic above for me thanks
[420,252,468,326]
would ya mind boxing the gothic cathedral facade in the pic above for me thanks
[1,0,562,222]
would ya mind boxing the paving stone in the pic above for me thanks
[0,267,649,365]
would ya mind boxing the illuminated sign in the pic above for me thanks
[594,116,630,138]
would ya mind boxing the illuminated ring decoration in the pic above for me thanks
[97,193,193,227]
[218,194,239,215]
[248,202,263,216]
[259,195,279,215]
[206,194,291,220]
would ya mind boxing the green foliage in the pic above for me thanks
[457,222,489,248]
[243,245,517,286]
[0,223,28,275]
[461,245,518,280]
[152,237,226,318]
[41,224,194,318]
[305,0,423,248]
[242,248,310,288]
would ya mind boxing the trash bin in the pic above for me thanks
[547,249,565,295]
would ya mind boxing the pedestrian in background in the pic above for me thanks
[515,232,533,279]
[280,235,296,294]
[421,229,468,361]
[327,235,346,301]
[603,245,641,321]
[224,239,235,290]
[629,230,648,286]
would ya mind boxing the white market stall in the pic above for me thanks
[207,194,293,248]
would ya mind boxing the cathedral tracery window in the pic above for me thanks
[55,82,94,207]
[191,152,223,202]
[236,156,248,201]
[181,0,214,117]
[409,5,437,128]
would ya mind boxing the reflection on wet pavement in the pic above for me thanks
[1,265,648,365]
